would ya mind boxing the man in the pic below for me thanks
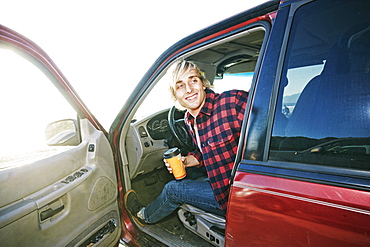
[125,60,248,225]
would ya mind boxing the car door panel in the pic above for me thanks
[0,119,122,246]
[1,24,122,246]
[227,169,370,246]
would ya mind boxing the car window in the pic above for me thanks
[269,0,370,170]
[0,48,77,168]
[213,72,253,94]
[134,25,266,119]
[135,71,253,118]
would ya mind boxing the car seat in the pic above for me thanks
[178,204,225,246]
[285,24,370,139]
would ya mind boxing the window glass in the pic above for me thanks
[0,48,77,167]
[269,0,370,170]
[135,70,254,119]
[213,72,253,94]
[135,27,265,119]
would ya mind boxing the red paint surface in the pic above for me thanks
[226,172,370,246]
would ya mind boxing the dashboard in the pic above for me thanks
[146,111,170,140]
[125,108,188,179]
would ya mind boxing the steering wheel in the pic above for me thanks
[168,106,196,151]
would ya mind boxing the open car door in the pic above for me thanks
[0,25,122,246]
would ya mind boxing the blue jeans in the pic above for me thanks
[143,179,224,223]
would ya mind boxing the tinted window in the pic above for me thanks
[269,0,370,170]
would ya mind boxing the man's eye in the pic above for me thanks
[176,84,184,89]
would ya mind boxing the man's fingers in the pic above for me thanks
[164,159,173,173]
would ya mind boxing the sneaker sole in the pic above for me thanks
[124,190,146,227]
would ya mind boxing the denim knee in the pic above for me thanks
[163,180,183,202]
[163,180,181,192]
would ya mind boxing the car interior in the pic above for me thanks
[120,25,267,246]
[123,2,370,245]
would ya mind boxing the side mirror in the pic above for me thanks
[45,119,81,146]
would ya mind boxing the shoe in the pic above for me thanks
[124,190,147,226]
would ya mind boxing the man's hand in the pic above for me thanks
[164,155,199,173]
[182,155,199,167]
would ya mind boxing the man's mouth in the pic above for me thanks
[185,93,197,101]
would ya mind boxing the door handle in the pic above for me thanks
[40,205,65,221]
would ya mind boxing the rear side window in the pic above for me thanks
[269,0,370,170]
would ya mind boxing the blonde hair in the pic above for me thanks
[169,60,211,103]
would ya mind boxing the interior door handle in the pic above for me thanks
[40,205,65,221]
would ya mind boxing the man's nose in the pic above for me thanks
[185,82,192,92]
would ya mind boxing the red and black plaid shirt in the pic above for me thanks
[185,89,248,213]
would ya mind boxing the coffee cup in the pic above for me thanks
[163,147,186,180]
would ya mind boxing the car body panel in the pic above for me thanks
[227,171,370,246]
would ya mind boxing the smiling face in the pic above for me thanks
[174,69,207,117]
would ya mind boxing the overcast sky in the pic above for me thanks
[2,0,267,128]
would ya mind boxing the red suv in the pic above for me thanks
[1,0,369,246]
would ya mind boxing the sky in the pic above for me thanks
[2,0,267,128]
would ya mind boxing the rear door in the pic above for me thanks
[0,25,122,246]
[227,0,370,246]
